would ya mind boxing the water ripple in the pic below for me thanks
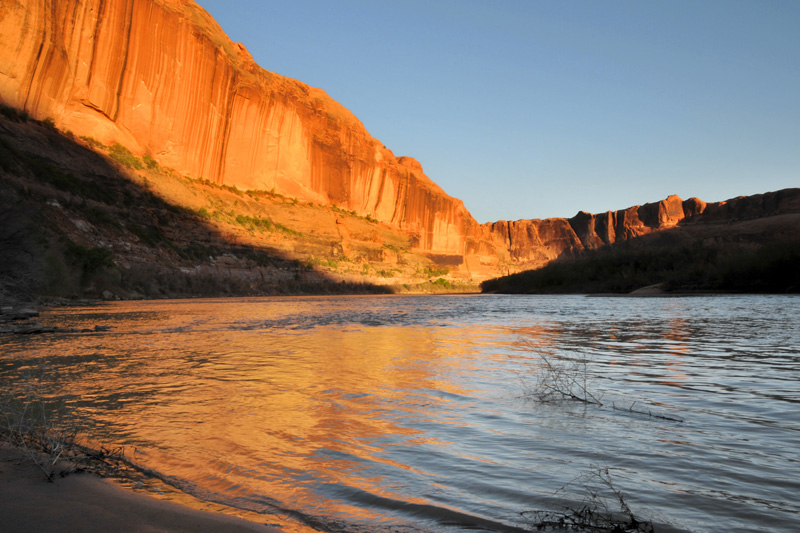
[2,294,799,531]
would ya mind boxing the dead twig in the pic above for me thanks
[1,396,88,481]
[525,352,604,406]
[523,466,655,532]
[612,401,684,423]
[522,350,684,425]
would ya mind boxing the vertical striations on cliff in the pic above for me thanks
[2,1,796,281]
[0,0,477,258]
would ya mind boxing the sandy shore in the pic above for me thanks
[0,445,280,532]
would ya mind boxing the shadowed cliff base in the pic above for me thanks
[481,222,800,295]
[3,103,798,305]
[4,0,798,291]
[0,0,486,271]
[1,108,456,304]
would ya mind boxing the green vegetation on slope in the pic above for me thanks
[481,240,800,294]
[1,106,467,302]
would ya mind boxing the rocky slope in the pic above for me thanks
[0,0,476,260]
[1,0,798,291]
[2,111,483,303]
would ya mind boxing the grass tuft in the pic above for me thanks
[109,143,144,170]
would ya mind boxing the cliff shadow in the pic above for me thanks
[0,108,391,302]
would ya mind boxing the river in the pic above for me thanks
[1,294,799,532]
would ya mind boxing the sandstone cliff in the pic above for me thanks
[0,0,476,257]
[478,190,800,274]
[1,0,797,283]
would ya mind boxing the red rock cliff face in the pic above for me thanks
[2,0,796,280]
[0,0,476,255]
[467,199,685,275]
[476,190,800,274]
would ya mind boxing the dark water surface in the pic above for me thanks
[2,295,799,532]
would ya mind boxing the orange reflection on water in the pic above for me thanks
[658,316,691,387]
[27,301,483,529]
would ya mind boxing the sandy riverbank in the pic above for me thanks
[0,444,280,532]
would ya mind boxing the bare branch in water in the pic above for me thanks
[523,465,655,532]
[522,349,685,424]
[524,351,604,406]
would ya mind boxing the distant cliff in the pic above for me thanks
[481,190,800,294]
[1,0,797,283]
[477,190,800,276]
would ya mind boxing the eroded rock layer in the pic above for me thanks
[1,0,797,281]
[477,190,800,274]
[0,0,476,257]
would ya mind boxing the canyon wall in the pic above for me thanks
[0,0,477,256]
[1,0,796,280]
[476,189,800,275]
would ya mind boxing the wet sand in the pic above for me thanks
[0,445,279,532]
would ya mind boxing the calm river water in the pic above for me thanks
[1,295,799,532]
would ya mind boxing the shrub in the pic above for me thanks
[64,240,115,283]
[424,266,449,277]
[178,243,218,261]
[235,214,274,231]
[431,277,451,289]
[21,153,118,203]
[79,136,105,150]
[524,351,602,406]
[142,155,159,170]
[383,243,407,253]
[221,183,243,196]
[108,143,143,170]
[43,251,80,297]
[1,374,128,482]
[0,137,19,171]
[306,257,339,269]
[233,214,301,236]
[128,224,168,248]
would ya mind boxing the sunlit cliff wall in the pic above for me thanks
[477,190,800,274]
[2,0,797,279]
[471,197,697,274]
[0,0,475,255]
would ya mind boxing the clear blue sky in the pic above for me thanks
[195,0,799,223]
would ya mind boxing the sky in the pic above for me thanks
[194,0,799,223]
